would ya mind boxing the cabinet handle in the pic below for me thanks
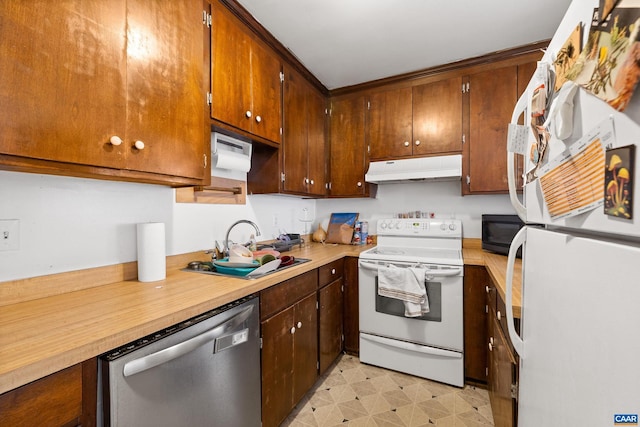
[297,321,302,328]
[309,179,314,185]
[134,140,145,150]
[357,181,362,187]
[331,268,336,275]
[290,327,296,334]
[403,141,410,147]
[485,285,490,293]
[490,337,494,345]
[245,110,252,118]
[488,342,493,351]
[255,115,262,123]
[497,310,502,321]
[110,135,123,146]
[415,140,421,146]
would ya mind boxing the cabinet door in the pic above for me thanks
[0,1,127,168]
[250,39,282,143]
[489,312,518,427]
[463,265,489,384]
[125,0,205,179]
[261,304,295,427]
[342,257,360,355]
[467,66,518,193]
[283,66,308,194]
[366,87,413,160]
[306,88,327,196]
[329,96,367,196]
[413,76,463,156]
[292,293,319,405]
[319,278,343,374]
[211,1,252,131]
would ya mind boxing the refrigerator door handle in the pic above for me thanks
[506,226,527,357]
[507,92,528,221]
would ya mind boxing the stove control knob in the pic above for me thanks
[380,222,388,229]
[395,222,402,229]
[440,223,447,231]
[449,224,457,231]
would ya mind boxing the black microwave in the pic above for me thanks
[481,214,524,257]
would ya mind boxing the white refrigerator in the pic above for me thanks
[506,0,640,426]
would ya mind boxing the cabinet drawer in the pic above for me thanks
[261,270,318,320]
[318,259,344,288]
[0,364,82,426]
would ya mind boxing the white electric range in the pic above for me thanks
[358,218,464,387]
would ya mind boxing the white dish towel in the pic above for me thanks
[378,265,430,317]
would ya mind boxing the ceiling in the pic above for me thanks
[235,0,573,90]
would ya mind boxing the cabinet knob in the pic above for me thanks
[109,135,123,146]
[290,327,296,334]
[490,337,494,345]
[297,321,302,328]
[331,268,336,275]
[485,285,490,293]
[134,140,145,150]
[357,181,362,187]
[403,141,410,147]
[255,115,262,123]
[309,179,314,185]
[245,110,252,118]
[488,342,493,351]
[415,140,421,146]
[497,310,502,321]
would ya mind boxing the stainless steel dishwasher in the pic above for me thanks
[98,295,261,427]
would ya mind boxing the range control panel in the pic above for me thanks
[376,218,462,238]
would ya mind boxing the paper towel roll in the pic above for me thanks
[137,222,166,282]
[213,150,251,172]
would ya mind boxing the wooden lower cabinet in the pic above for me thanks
[260,271,319,427]
[463,265,489,384]
[342,257,359,355]
[0,359,97,427]
[318,259,344,374]
[487,281,519,427]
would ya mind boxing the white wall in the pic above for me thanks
[0,171,513,282]
[0,171,314,281]
[315,181,516,238]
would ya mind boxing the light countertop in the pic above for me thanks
[0,240,520,395]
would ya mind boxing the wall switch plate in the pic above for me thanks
[0,219,20,251]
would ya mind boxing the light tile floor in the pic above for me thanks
[283,355,494,427]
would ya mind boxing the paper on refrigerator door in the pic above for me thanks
[537,118,614,219]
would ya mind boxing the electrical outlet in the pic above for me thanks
[0,219,20,251]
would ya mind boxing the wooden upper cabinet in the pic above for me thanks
[210,1,282,144]
[282,65,326,196]
[413,76,463,156]
[329,96,368,197]
[0,0,207,184]
[466,65,518,194]
[367,87,413,159]
[125,0,205,179]
[464,60,539,194]
[367,76,462,161]
[0,0,127,169]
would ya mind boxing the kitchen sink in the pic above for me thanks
[182,257,311,280]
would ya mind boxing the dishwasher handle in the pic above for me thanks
[123,304,254,377]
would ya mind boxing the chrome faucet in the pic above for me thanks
[224,220,261,257]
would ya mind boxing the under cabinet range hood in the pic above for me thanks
[364,154,462,184]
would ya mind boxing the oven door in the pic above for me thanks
[358,259,463,352]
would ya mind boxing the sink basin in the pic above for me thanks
[183,257,311,280]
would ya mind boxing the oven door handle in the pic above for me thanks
[359,261,462,277]
[361,333,462,359]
